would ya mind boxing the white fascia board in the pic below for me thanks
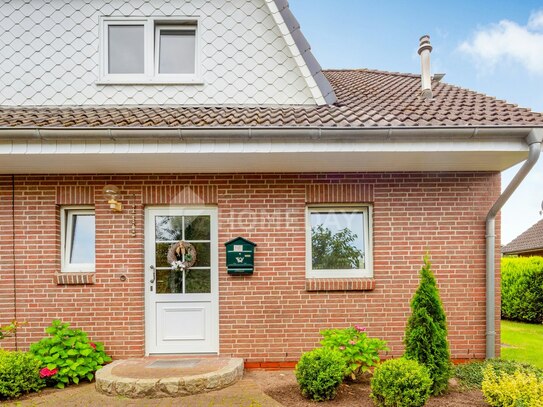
[0,137,529,174]
[264,0,337,105]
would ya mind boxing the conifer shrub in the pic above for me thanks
[370,358,432,407]
[501,256,543,323]
[404,256,452,395]
[295,347,346,401]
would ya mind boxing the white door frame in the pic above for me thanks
[144,206,219,355]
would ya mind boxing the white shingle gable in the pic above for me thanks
[0,0,333,106]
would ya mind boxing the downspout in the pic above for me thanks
[486,128,543,359]
[11,175,18,350]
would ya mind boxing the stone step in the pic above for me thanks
[95,357,244,398]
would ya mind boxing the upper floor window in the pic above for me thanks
[100,17,200,84]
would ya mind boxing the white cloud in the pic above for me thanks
[528,9,543,30]
[459,10,543,75]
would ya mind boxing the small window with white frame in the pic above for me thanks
[100,17,200,84]
[61,207,96,273]
[306,206,372,278]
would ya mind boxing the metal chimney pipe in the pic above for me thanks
[418,35,433,100]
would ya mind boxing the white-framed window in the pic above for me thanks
[306,206,373,279]
[99,17,200,84]
[61,207,96,273]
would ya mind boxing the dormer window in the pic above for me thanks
[156,26,196,75]
[99,17,200,84]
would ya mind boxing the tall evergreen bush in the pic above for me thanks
[404,256,452,395]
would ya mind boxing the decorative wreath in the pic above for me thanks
[167,241,197,271]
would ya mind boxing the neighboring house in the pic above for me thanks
[1,0,542,366]
[502,219,543,257]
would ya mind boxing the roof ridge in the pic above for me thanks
[323,68,420,79]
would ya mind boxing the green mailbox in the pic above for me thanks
[225,237,256,275]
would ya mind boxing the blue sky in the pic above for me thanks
[290,0,543,244]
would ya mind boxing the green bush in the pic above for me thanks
[502,257,543,323]
[404,256,452,395]
[0,350,44,399]
[29,320,111,388]
[455,359,543,390]
[482,365,543,407]
[370,358,432,407]
[320,325,388,380]
[295,347,346,401]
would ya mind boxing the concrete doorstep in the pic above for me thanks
[95,357,244,399]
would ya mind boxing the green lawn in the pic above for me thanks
[501,320,543,369]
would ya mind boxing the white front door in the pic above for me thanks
[145,207,218,354]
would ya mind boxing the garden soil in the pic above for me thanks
[246,370,488,407]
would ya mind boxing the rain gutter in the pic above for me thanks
[0,126,538,140]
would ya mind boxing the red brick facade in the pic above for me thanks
[0,172,501,362]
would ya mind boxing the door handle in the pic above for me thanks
[150,265,156,284]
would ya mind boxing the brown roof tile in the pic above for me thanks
[0,69,542,128]
[502,219,543,254]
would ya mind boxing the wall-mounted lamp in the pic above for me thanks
[102,184,122,212]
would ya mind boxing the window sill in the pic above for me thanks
[55,273,95,285]
[95,78,204,86]
[305,278,375,292]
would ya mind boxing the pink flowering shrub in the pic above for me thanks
[29,320,111,389]
[39,367,58,379]
[320,325,388,380]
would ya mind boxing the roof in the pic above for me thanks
[502,219,543,254]
[1,69,542,129]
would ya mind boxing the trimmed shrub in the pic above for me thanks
[320,325,388,380]
[501,256,543,323]
[404,256,452,395]
[370,358,432,407]
[295,347,346,401]
[482,365,543,407]
[0,350,44,399]
[29,320,111,388]
[455,359,543,390]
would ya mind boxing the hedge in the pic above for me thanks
[501,256,543,323]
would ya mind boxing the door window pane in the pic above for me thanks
[70,214,95,264]
[158,29,196,74]
[156,270,183,294]
[185,270,211,294]
[108,25,145,74]
[310,211,365,270]
[185,216,210,240]
[191,243,210,267]
[155,243,171,268]
[155,216,183,241]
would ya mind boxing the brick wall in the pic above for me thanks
[0,172,501,361]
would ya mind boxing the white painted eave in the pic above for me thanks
[0,126,536,174]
